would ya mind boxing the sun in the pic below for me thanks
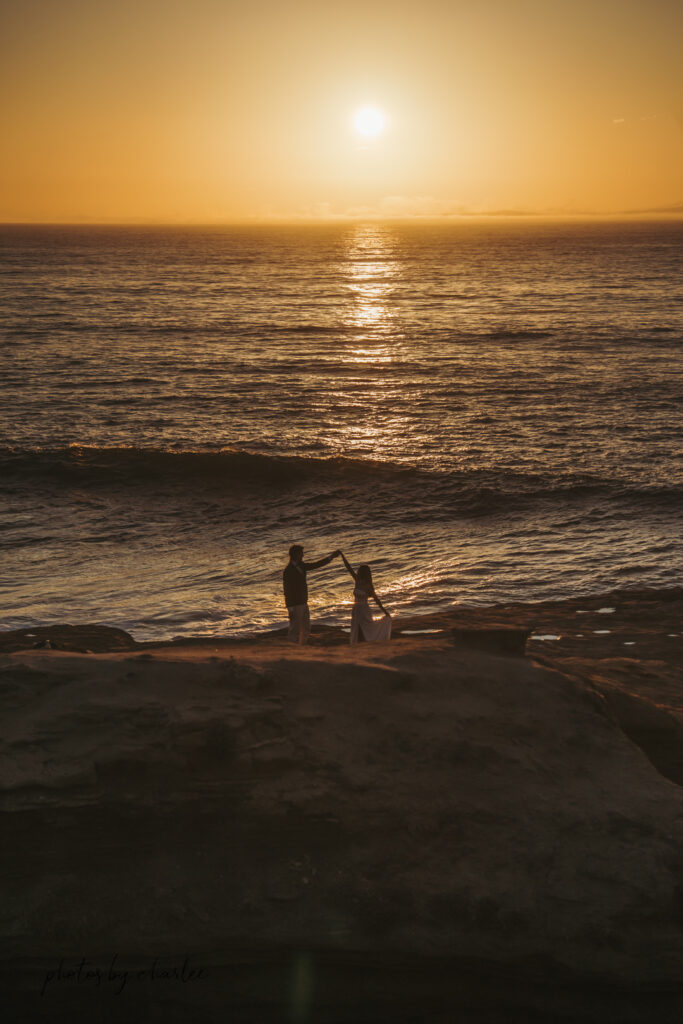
[352,106,386,139]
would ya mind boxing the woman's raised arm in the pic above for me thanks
[340,551,357,581]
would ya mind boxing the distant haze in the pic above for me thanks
[1,0,682,222]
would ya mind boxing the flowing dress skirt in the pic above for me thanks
[350,598,392,644]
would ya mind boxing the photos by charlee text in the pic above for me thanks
[40,954,207,996]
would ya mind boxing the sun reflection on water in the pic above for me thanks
[325,224,417,458]
[343,224,400,345]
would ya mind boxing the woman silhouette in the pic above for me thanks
[340,552,392,644]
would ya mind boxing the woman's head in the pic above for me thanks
[357,564,373,589]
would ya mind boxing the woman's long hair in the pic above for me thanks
[357,564,373,591]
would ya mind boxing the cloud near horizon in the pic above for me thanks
[264,195,683,222]
[266,196,471,221]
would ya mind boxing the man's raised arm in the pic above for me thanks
[302,549,340,571]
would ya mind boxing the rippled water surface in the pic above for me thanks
[1,221,681,638]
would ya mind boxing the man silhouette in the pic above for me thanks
[283,544,340,644]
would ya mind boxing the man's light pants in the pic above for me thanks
[287,603,310,644]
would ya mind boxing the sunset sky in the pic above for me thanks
[2,0,682,222]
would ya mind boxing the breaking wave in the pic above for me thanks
[2,445,680,517]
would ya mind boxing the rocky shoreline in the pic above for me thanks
[1,587,681,1021]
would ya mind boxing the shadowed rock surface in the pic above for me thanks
[1,590,682,1021]
[0,624,137,655]
[451,627,532,656]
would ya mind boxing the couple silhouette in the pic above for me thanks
[283,544,391,645]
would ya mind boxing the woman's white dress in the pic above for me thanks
[350,586,392,645]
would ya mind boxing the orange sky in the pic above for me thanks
[2,0,682,222]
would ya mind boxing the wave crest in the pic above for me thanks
[0,445,415,490]
[1,446,680,517]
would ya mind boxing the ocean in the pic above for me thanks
[1,220,681,640]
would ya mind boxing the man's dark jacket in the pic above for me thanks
[283,555,333,607]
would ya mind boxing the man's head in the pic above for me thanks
[289,544,304,563]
